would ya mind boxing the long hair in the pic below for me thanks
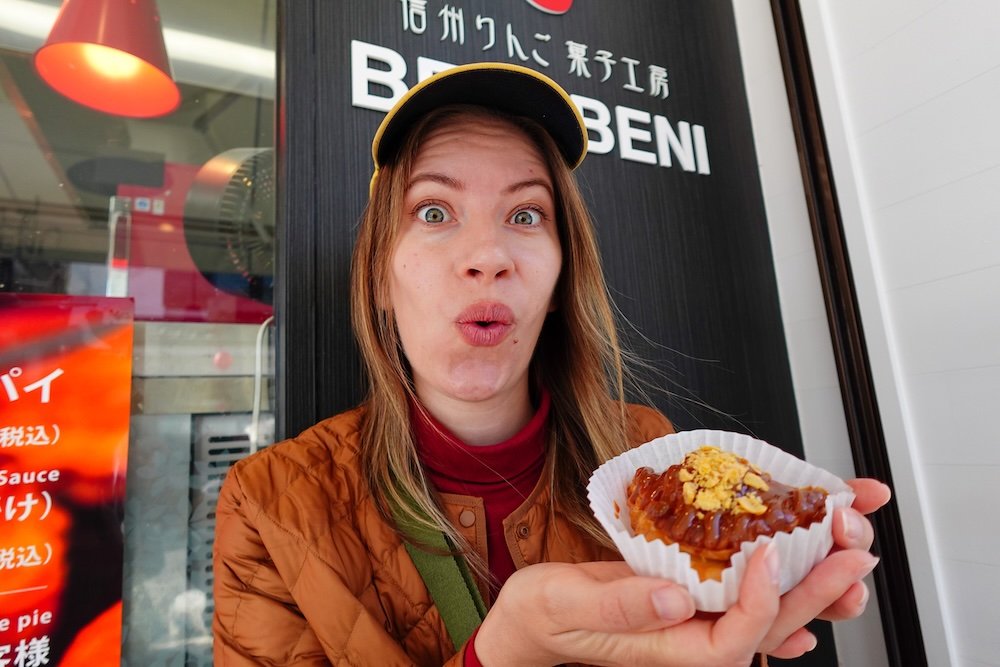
[350,105,633,578]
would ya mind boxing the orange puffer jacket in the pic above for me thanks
[212,403,673,666]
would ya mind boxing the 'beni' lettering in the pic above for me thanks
[350,40,711,175]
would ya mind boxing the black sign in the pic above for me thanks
[313,0,800,447]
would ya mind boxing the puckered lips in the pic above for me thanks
[456,301,514,347]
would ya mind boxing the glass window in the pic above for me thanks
[0,1,277,664]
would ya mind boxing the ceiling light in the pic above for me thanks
[34,0,180,118]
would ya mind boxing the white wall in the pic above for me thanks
[799,1,1000,665]
[733,3,889,665]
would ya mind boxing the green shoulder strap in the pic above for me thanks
[390,502,488,650]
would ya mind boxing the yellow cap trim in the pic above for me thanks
[369,62,587,196]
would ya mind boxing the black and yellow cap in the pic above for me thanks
[370,62,587,192]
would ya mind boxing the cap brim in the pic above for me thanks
[372,62,587,174]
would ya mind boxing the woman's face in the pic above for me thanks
[389,114,562,408]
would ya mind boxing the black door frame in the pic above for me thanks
[769,2,926,666]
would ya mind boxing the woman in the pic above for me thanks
[213,63,888,666]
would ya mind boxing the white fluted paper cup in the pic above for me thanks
[587,430,855,611]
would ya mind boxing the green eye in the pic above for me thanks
[512,209,541,225]
[417,205,448,223]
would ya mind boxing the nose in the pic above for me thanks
[460,223,513,281]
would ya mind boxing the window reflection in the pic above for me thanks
[0,1,276,664]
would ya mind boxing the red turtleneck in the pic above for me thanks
[412,392,550,667]
[412,390,549,589]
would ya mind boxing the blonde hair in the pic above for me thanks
[350,106,632,579]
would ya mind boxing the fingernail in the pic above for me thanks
[765,542,781,586]
[805,632,818,652]
[841,508,863,542]
[652,588,691,621]
[859,554,880,577]
[857,582,870,610]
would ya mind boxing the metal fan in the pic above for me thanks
[183,148,275,304]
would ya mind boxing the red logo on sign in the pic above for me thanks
[525,0,573,14]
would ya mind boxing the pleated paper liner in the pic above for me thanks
[587,429,855,611]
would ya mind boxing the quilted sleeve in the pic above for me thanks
[212,444,458,667]
[212,467,331,666]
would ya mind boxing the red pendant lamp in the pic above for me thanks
[34,0,180,118]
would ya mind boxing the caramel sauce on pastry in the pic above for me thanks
[626,446,828,581]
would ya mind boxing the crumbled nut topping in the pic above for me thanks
[682,481,696,505]
[678,446,771,515]
[744,472,769,491]
[736,494,766,514]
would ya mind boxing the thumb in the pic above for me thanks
[562,574,696,633]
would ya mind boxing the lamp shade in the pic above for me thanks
[34,0,180,118]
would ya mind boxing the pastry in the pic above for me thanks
[626,445,828,581]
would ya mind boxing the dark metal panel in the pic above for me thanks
[275,0,318,439]
[292,0,808,452]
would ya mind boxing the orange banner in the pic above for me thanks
[0,294,133,666]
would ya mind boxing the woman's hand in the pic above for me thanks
[475,478,892,666]
[758,478,892,658]
[475,543,783,667]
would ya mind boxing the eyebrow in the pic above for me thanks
[503,178,554,197]
[406,173,553,198]
[407,172,464,190]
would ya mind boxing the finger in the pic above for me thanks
[572,559,639,582]
[761,549,878,652]
[817,580,870,622]
[711,542,781,652]
[846,478,891,514]
[833,507,875,550]
[544,571,695,633]
[765,627,817,660]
